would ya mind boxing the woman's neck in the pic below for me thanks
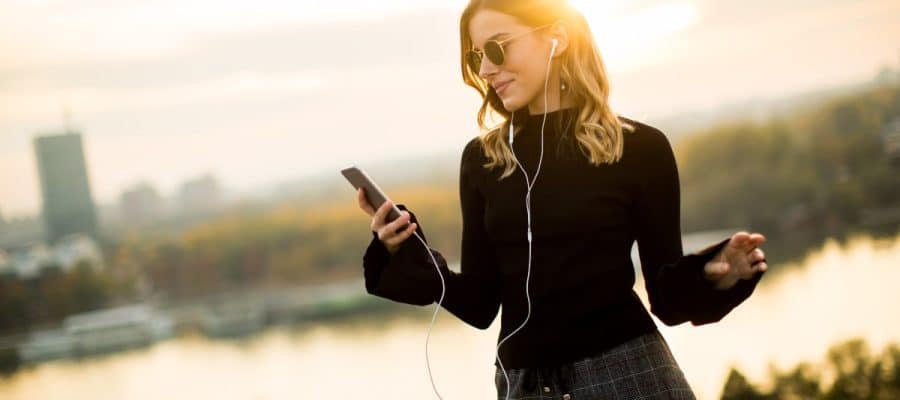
[526,92,576,115]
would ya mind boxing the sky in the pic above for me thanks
[1,0,899,217]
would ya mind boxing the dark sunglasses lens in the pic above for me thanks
[484,41,505,66]
[466,51,481,71]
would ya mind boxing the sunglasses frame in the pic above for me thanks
[467,24,553,73]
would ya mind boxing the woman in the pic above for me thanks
[356,0,768,398]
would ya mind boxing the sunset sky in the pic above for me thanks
[1,0,898,217]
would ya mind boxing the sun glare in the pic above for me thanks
[570,0,701,70]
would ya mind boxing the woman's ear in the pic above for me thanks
[549,21,570,57]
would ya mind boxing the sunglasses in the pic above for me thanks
[466,24,552,73]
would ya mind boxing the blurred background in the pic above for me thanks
[1,0,899,398]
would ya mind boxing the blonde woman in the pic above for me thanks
[356,0,768,398]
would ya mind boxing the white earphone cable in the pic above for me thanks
[418,37,557,400]
[415,231,446,400]
[496,38,556,400]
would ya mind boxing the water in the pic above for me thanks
[1,233,898,399]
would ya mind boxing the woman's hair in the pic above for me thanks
[460,0,635,179]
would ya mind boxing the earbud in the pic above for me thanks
[550,38,559,57]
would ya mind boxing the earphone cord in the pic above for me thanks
[415,230,446,400]
[419,40,555,400]
[495,41,554,400]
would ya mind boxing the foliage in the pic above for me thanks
[721,338,900,400]
[678,85,900,233]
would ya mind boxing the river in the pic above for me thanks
[1,232,898,399]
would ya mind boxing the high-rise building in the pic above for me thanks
[33,132,98,243]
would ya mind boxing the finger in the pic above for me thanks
[749,248,765,264]
[749,248,768,275]
[387,211,412,234]
[731,231,752,252]
[749,233,766,245]
[746,234,766,253]
[385,224,416,247]
[371,200,394,231]
[704,261,731,280]
[740,249,765,279]
[357,188,375,215]
[742,262,765,279]
[377,211,410,241]
[384,222,417,248]
[717,233,746,263]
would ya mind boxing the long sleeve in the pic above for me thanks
[362,203,442,306]
[633,128,764,327]
[360,139,502,329]
[440,139,502,329]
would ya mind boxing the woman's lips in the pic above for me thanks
[495,80,512,95]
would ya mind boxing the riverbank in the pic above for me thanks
[0,278,398,376]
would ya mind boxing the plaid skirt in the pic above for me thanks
[494,330,696,400]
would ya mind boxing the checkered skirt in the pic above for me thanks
[494,330,696,400]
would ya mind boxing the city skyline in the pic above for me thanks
[1,0,899,217]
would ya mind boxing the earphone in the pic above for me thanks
[414,35,559,400]
[508,38,557,147]
[495,36,557,400]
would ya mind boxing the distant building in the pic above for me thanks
[55,233,104,271]
[33,132,99,243]
[178,174,222,217]
[9,243,53,279]
[120,183,164,227]
[6,234,104,279]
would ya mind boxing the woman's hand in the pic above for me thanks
[357,187,418,255]
[703,231,768,290]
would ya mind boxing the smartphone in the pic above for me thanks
[341,165,409,229]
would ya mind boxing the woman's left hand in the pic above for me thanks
[703,231,768,290]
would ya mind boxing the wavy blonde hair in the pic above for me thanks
[460,0,635,179]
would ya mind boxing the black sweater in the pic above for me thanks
[362,107,764,369]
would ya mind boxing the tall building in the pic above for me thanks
[120,182,164,226]
[33,131,98,243]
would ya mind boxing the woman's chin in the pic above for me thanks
[500,96,524,113]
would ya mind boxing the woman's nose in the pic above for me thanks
[478,57,499,80]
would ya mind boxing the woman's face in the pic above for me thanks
[468,9,555,114]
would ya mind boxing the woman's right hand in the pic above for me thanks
[357,187,418,255]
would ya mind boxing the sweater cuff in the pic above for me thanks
[678,237,766,326]
[361,204,441,306]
